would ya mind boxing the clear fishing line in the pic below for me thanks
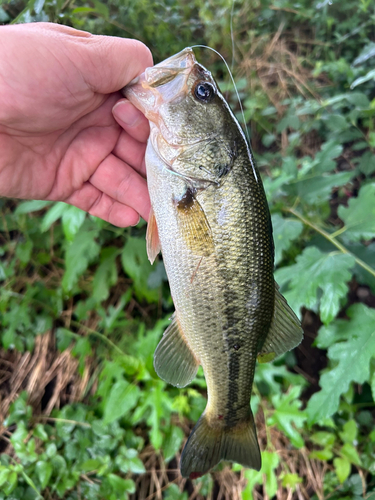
[230,0,236,73]
[190,44,251,146]
[190,44,257,182]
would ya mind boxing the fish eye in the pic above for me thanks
[194,82,215,103]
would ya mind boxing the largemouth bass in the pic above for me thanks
[123,48,303,479]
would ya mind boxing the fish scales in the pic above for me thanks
[123,48,303,478]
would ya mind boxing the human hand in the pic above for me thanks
[0,22,152,227]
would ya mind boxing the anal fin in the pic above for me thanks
[146,207,161,264]
[258,282,303,361]
[154,313,199,388]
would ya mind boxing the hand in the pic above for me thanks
[0,22,153,227]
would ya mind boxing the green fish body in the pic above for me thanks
[123,48,303,479]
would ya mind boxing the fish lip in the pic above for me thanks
[144,47,197,88]
[122,47,196,103]
[121,47,197,122]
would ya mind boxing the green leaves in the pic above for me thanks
[35,461,52,489]
[268,386,307,448]
[275,247,355,324]
[242,451,280,500]
[14,200,52,214]
[103,380,140,425]
[121,237,160,303]
[307,304,375,423]
[132,380,173,450]
[351,68,375,88]
[163,426,184,462]
[93,247,119,303]
[334,457,351,484]
[338,183,375,242]
[2,3,375,499]
[62,222,100,292]
[272,214,303,265]
[41,202,86,241]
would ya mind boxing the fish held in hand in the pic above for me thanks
[123,48,303,479]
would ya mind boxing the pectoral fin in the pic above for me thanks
[146,207,161,264]
[258,283,303,361]
[154,313,200,388]
[176,187,214,256]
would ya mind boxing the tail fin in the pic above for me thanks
[180,411,261,479]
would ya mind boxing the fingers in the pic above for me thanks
[65,182,142,227]
[82,35,153,94]
[112,99,150,143]
[89,154,150,222]
[113,131,147,178]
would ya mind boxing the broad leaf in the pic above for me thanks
[352,42,375,67]
[242,468,263,500]
[93,247,119,302]
[162,425,184,462]
[268,386,307,448]
[62,225,100,291]
[346,241,375,293]
[164,484,188,500]
[62,205,86,241]
[307,303,375,423]
[14,200,52,214]
[41,202,67,232]
[103,380,140,425]
[275,246,355,324]
[293,171,353,205]
[261,451,280,498]
[339,420,357,444]
[106,474,135,495]
[35,460,53,489]
[272,214,303,265]
[357,151,375,176]
[122,237,159,303]
[351,69,375,88]
[298,140,343,176]
[242,451,279,500]
[338,183,375,242]
[132,381,172,450]
[339,443,361,466]
[334,457,351,483]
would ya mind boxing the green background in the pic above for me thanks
[1,0,375,499]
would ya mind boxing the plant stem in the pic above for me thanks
[286,208,375,279]
[69,320,128,359]
[38,416,91,427]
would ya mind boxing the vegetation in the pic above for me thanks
[1,0,375,499]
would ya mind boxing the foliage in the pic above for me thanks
[1,0,375,499]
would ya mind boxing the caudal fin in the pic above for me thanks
[180,411,261,479]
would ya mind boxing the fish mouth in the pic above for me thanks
[122,48,197,119]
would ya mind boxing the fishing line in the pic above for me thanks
[223,0,236,103]
[230,0,236,72]
[190,44,251,147]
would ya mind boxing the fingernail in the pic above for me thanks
[131,216,141,227]
[113,100,142,127]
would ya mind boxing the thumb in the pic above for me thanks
[81,35,153,94]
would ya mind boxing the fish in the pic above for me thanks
[123,48,303,479]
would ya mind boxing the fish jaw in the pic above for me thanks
[122,48,197,123]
